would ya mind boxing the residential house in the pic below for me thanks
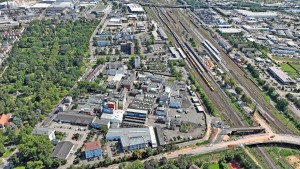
[0,114,11,128]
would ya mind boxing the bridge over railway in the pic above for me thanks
[139,3,191,8]
[159,133,300,159]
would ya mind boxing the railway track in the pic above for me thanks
[175,9,295,135]
[147,6,246,127]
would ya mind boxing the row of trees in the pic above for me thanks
[246,64,290,112]
[119,148,260,169]
[286,93,300,108]
[246,64,300,130]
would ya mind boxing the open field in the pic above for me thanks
[290,63,300,73]
[273,56,300,63]
[280,63,300,78]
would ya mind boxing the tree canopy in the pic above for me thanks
[0,19,97,127]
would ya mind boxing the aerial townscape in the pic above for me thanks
[0,0,300,168]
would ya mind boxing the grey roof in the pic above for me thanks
[106,127,156,147]
[54,112,96,125]
[32,127,54,136]
[93,118,110,125]
[51,141,74,159]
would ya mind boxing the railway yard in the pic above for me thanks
[145,6,297,135]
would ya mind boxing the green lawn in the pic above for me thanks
[273,56,300,62]
[209,163,220,169]
[280,63,300,79]
[280,63,296,72]
[290,63,300,72]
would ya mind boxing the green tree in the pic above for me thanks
[0,143,5,156]
[125,160,144,169]
[144,159,158,169]
[132,149,143,159]
[96,58,106,64]
[146,147,153,157]
[106,56,111,62]
[18,135,54,164]
[100,125,108,135]
[235,86,243,95]
[26,161,44,169]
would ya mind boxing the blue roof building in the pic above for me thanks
[83,141,102,159]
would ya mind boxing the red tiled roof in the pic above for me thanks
[84,141,101,151]
[0,114,10,125]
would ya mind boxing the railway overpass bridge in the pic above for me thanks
[140,3,191,8]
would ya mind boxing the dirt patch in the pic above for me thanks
[286,155,300,169]
[223,135,230,141]
[229,161,241,169]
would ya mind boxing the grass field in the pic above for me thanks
[273,56,300,62]
[290,63,300,72]
[280,63,300,79]
[209,163,220,169]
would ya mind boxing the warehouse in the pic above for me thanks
[236,10,278,18]
[106,126,157,151]
[218,28,243,34]
[127,4,144,13]
[54,112,96,126]
[268,67,295,85]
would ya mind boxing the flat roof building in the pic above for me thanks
[106,126,157,151]
[127,4,144,13]
[218,28,243,34]
[268,67,295,85]
[126,108,148,118]
[100,110,124,123]
[236,10,278,18]
[54,112,96,126]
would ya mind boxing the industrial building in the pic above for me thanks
[105,126,157,151]
[218,28,243,34]
[126,108,148,118]
[157,28,168,40]
[127,4,144,13]
[51,141,74,160]
[236,10,278,18]
[54,112,96,126]
[100,109,124,123]
[268,67,295,85]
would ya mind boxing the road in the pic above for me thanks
[99,132,300,169]
[89,4,112,62]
